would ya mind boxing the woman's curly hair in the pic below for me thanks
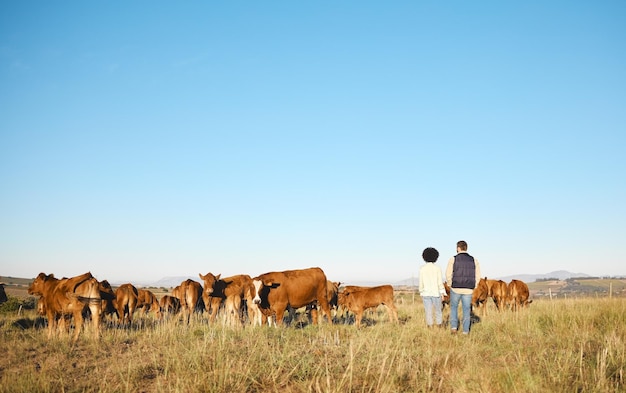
[422,247,439,263]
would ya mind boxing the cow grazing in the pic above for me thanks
[251,267,333,327]
[337,285,398,328]
[508,279,532,311]
[159,295,181,315]
[115,283,139,325]
[137,288,162,320]
[489,279,509,311]
[472,278,491,317]
[28,272,102,341]
[174,279,204,323]
[199,273,254,326]
[97,280,117,321]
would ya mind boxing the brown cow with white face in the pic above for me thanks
[137,288,162,320]
[28,272,102,341]
[508,279,532,311]
[251,267,332,327]
[198,273,254,326]
[337,285,398,328]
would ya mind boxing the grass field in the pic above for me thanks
[0,290,624,393]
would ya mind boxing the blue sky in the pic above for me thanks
[1,2,625,285]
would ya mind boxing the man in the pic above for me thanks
[445,240,481,334]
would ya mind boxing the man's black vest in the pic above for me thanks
[452,253,476,289]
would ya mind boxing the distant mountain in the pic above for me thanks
[496,270,591,283]
[152,276,199,288]
[394,270,592,287]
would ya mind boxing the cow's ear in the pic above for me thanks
[199,273,205,280]
[216,274,221,280]
[264,280,273,286]
[270,283,281,288]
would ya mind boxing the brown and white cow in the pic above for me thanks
[115,283,139,325]
[174,279,204,323]
[508,279,532,311]
[136,288,162,320]
[198,273,255,326]
[159,295,181,315]
[251,267,332,326]
[337,285,398,328]
[28,272,102,341]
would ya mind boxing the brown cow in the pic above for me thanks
[115,283,139,325]
[337,285,398,328]
[99,280,117,321]
[489,279,509,311]
[442,281,451,308]
[137,288,162,320]
[472,278,490,317]
[303,280,342,324]
[251,267,332,326]
[28,272,102,341]
[159,295,181,315]
[508,279,532,311]
[199,273,254,326]
[174,279,203,323]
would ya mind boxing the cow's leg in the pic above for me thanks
[209,298,220,323]
[319,302,333,325]
[274,306,286,326]
[354,309,363,328]
[387,304,399,323]
[72,311,84,342]
[89,302,101,338]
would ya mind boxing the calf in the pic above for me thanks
[337,285,398,328]
[28,272,102,341]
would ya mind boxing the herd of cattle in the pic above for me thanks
[24,267,531,341]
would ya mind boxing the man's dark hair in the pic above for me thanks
[457,240,468,251]
[422,247,439,263]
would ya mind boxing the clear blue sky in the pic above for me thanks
[1,2,625,285]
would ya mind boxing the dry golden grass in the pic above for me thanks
[0,295,624,392]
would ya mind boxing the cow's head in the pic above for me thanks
[199,272,221,295]
[98,280,116,300]
[28,273,53,296]
[251,278,279,305]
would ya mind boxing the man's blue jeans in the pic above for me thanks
[449,290,472,333]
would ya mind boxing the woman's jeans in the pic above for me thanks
[422,296,443,326]
[449,290,472,333]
